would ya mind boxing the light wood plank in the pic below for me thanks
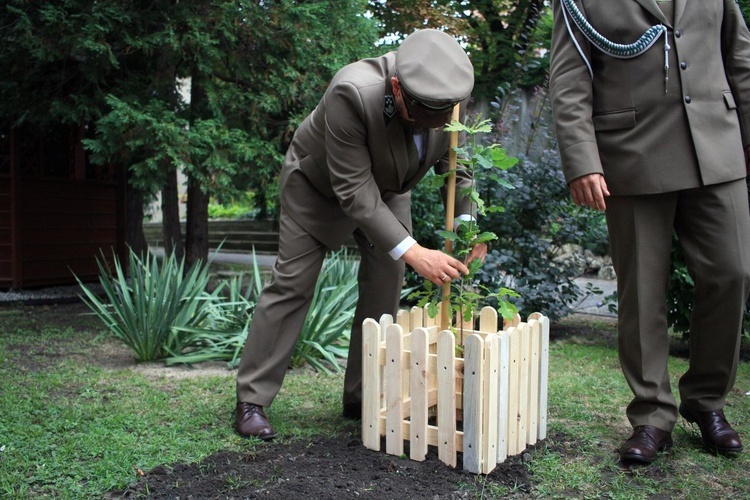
[517,323,531,452]
[479,306,498,334]
[482,334,499,474]
[462,334,484,474]
[437,330,457,467]
[362,318,381,451]
[497,330,510,463]
[385,324,404,457]
[527,319,541,445]
[410,327,429,461]
[507,327,520,456]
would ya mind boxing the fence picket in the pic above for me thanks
[362,318,381,451]
[437,330,457,467]
[410,327,429,461]
[385,324,404,457]
[462,334,484,474]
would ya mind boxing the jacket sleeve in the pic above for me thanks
[323,80,411,253]
[722,0,750,147]
[549,0,605,184]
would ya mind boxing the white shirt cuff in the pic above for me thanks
[455,214,474,230]
[388,215,473,260]
[389,236,417,260]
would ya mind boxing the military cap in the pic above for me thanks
[396,29,474,113]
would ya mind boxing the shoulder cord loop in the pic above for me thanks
[561,0,670,92]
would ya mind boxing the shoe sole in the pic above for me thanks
[236,429,277,441]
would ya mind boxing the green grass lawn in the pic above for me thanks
[0,305,748,498]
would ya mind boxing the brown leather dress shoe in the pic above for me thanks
[679,403,743,455]
[235,402,276,440]
[619,425,673,464]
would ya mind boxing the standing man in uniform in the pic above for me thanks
[550,0,750,463]
[234,29,486,439]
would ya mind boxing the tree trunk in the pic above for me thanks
[161,163,184,261]
[126,181,148,258]
[185,175,209,267]
[185,68,210,268]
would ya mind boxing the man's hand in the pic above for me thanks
[465,243,488,265]
[402,243,470,286]
[569,173,610,211]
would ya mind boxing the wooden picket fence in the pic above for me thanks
[361,306,549,474]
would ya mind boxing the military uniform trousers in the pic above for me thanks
[605,178,750,432]
[235,207,405,408]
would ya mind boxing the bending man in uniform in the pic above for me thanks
[234,29,486,439]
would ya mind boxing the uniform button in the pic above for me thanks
[675,29,682,37]
[680,61,687,70]
[684,96,692,103]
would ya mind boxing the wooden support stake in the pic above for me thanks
[441,105,461,331]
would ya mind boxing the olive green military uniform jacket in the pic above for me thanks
[550,0,750,195]
[279,51,473,254]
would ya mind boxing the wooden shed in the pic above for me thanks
[0,124,127,289]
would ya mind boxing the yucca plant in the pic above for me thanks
[291,249,360,373]
[165,252,266,367]
[77,248,217,362]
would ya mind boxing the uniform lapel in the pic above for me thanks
[633,0,669,25]
[674,0,685,26]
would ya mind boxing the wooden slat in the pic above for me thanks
[517,323,531,453]
[437,330,457,467]
[479,306,498,334]
[527,319,541,445]
[385,324,405,457]
[529,313,550,440]
[497,330,510,463]
[409,327,429,461]
[362,318,381,451]
[483,334,500,474]
[507,327,520,456]
[462,334,484,474]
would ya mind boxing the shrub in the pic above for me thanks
[165,255,265,366]
[475,148,596,320]
[77,249,218,362]
[167,249,360,372]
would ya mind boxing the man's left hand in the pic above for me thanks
[465,243,488,265]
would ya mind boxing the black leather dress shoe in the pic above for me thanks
[343,402,361,420]
[679,403,743,455]
[235,402,276,440]
[619,425,673,464]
